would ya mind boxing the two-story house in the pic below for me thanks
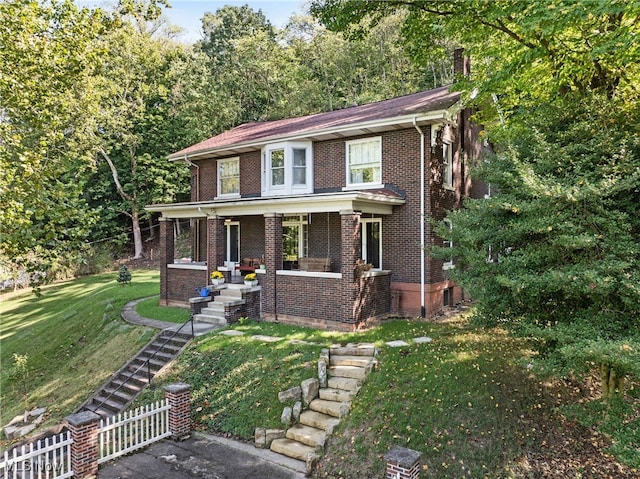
[147,53,484,330]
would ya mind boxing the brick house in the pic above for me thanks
[147,54,484,330]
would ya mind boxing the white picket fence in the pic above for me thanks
[0,399,171,478]
[0,431,72,479]
[97,399,171,464]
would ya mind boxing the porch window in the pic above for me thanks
[218,157,240,196]
[283,215,308,267]
[225,221,240,264]
[262,142,313,196]
[361,218,382,269]
[443,142,453,189]
[346,137,381,187]
[442,218,453,270]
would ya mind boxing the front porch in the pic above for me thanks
[151,191,403,329]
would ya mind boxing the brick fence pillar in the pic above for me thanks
[383,446,422,479]
[64,411,100,479]
[165,383,191,440]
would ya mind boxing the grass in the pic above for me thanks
[1,274,638,477]
[135,296,190,324]
[141,317,639,478]
[0,270,160,432]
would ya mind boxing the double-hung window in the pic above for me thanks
[218,157,240,197]
[262,142,313,196]
[346,137,382,187]
[443,142,453,189]
[442,219,454,270]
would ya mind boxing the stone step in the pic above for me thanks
[309,399,350,419]
[329,355,374,368]
[330,343,376,357]
[319,387,356,403]
[138,350,174,362]
[299,410,340,434]
[327,377,361,392]
[91,396,124,415]
[329,365,367,380]
[285,424,326,448]
[102,387,134,405]
[202,303,225,314]
[215,286,245,298]
[270,438,316,462]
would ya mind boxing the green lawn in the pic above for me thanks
[138,318,639,478]
[1,274,637,477]
[0,270,160,430]
[135,296,190,324]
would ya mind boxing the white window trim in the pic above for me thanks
[443,141,454,191]
[225,221,240,264]
[361,217,382,270]
[345,137,382,188]
[217,157,240,198]
[283,214,308,260]
[442,218,454,270]
[262,141,313,196]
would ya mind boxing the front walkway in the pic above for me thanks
[121,296,221,336]
[99,432,306,479]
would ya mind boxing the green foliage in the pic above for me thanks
[117,265,132,285]
[0,0,106,284]
[434,95,640,389]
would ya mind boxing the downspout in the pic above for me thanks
[184,154,200,202]
[413,118,426,318]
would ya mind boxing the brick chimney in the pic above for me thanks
[453,48,470,78]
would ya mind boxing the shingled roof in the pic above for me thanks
[169,85,459,160]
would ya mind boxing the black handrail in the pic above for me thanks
[90,314,194,415]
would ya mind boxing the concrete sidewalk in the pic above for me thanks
[98,432,306,479]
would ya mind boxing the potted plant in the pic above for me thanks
[210,270,225,286]
[244,272,258,287]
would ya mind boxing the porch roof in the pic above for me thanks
[146,189,405,218]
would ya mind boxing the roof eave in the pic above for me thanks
[168,109,454,162]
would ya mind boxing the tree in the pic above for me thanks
[0,0,106,286]
[312,0,640,396]
[86,21,192,259]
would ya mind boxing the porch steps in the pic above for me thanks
[77,329,192,419]
[268,343,378,474]
[194,284,247,326]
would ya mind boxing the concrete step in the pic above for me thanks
[91,396,124,415]
[285,424,326,448]
[329,365,367,380]
[270,438,316,462]
[102,387,134,405]
[330,343,376,357]
[327,376,361,392]
[139,350,174,362]
[214,286,245,298]
[329,355,374,368]
[299,410,340,434]
[194,313,227,325]
[309,399,350,419]
[213,296,245,306]
[319,387,356,402]
[201,303,225,314]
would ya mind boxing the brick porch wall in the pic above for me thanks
[165,268,208,304]
[355,273,392,322]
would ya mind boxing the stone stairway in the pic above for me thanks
[269,343,377,472]
[194,284,247,326]
[77,329,192,418]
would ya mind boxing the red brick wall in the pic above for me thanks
[354,274,392,322]
[166,268,208,304]
[240,151,262,196]
[308,212,342,270]
[240,215,265,259]
[275,275,344,321]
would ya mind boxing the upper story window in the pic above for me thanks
[262,142,313,196]
[346,137,382,187]
[443,141,453,190]
[218,157,240,197]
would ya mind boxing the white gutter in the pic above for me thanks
[168,111,451,162]
[413,117,426,318]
